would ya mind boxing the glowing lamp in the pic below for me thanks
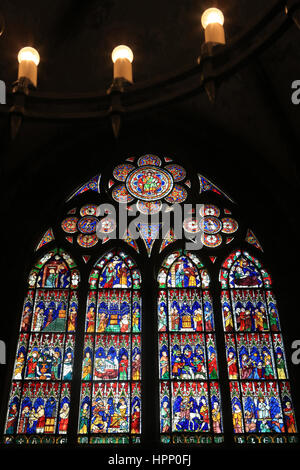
[201,8,225,45]
[17,47,40,87]
[111,45,133,83]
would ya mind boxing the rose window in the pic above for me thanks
[110,154,189,210]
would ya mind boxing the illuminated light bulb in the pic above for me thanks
[201,8,224,28]
[112,45,133,63]
[111,45,133,83]
[201,8,225,45]
[17,47,40,87]
[18,47,40,66]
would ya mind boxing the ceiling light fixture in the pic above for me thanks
[201,8,226,45]
[112,45,134,83]
[17,47,40,88]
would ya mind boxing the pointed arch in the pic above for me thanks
[3,152,298,448]
[4,249,80,444]
[77,249,142,444]
[157,250,223,444]
[220,249,297,443]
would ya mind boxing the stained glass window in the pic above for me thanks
[220,249,297,444]
[198,174,234,203]
[158,250,223,445]
[35,228,55,251]
[77,249,142,444]
[4,153,298,448]
[66,174,101,202]
[4,249,80,445]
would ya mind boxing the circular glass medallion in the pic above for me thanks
[199,216,222,234]
[137,200,162,215]
[77,234,98,248]
[201,233,222,248]
[61,217,78,234]
[113,163,135,182]
[183,217,200,233]
[164,164,186,182]
[126,166,173,202]
[199,204,220,217]
[112,185,135,203]
[80,204,98,217]
[221,218,238,234]
[77,216,98,234]
[137,154,161,167]
[164,184,187,204]
[98,217,116,234]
